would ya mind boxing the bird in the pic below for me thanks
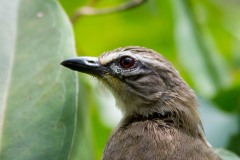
[61,46,222,160]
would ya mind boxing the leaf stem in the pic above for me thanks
[71,0,148,23]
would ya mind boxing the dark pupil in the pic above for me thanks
[120,57,134,68]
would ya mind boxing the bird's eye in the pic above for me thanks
[119,57,135,69]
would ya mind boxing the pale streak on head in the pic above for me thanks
[99,49,178,76]
[99,51,136,65]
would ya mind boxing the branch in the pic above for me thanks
[71,0,148,23]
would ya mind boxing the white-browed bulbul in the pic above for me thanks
[61,46,222,160]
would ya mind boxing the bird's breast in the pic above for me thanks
[102,120,221,160]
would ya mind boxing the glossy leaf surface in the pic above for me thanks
[0,0,77,159]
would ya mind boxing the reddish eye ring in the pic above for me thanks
[119,56,135,68]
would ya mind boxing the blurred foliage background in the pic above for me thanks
[59,0,240,159]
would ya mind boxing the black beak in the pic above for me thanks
[61,57,108,77]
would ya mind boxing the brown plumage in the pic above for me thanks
[61,46,222,160]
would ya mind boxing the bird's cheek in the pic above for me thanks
[101,74,126,94]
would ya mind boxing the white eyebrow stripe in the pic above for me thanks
[100,51,135,65]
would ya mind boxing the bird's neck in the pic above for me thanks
[121,106,204,138]
[123,112,175,125]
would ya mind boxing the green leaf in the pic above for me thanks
[69,77,112,160]
[58,0,86,16]
[0,0,77,159]
[228,132,240,157]
[172,0,229,97]
[212,85,240,113]
[68,77,95,160]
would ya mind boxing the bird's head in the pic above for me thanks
[61,46,201,131]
